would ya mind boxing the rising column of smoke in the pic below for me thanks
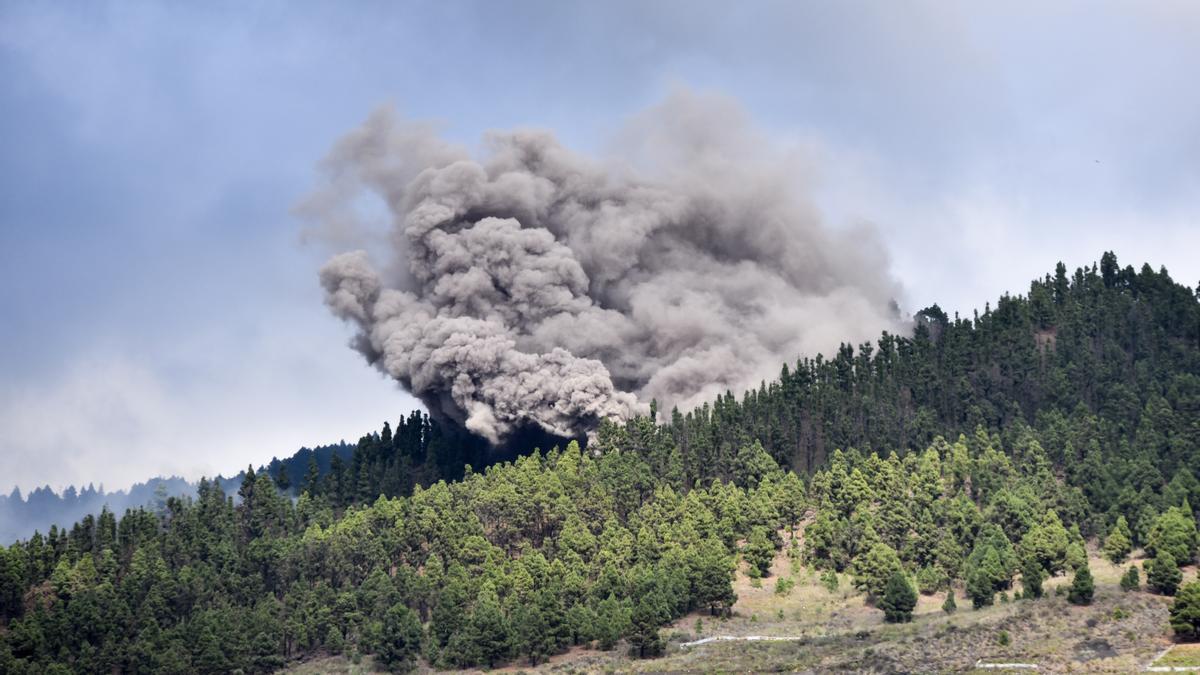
[304,91,905,444]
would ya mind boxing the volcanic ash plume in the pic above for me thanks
[306,91,905,444]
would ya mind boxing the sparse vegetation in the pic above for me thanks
[820,568,840,593]
[1120,565,1140,592]
[1154,644,1200,668]
[774,576,795,597]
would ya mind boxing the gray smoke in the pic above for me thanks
[305,91,905,444]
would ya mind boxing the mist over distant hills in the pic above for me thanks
[0,442,353,544]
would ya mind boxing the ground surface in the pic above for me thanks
[1154,643,1200,668]
[285,531,1199,674]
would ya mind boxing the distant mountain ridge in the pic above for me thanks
[0,442,354,544]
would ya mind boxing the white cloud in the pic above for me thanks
[0,322,414,493]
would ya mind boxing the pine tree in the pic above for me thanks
[820,568,839,592]
[628,579,668,659]
[328,453,348,506]
[1102,516,1132,564]
[1146,551,1183,596]
[376,604,423,671]
[1120,565,1140,592]
[879,571,917,623]
[854,542,903,600]
[1022,509,1070,571]
[275,464,292,492]
[743,527,775,578]
[595,594,630,650]
[303,453,321,496]
[1147,506,1199,567]
[1169,582,1200,641]
[942,591,957,614]
[966,563,995,609]
[325,626,344,655]
[691,537,736,616]
[1021,556,1044,599]
[238,465,256,504]
[1064,531,1087,573]
[1067,563,1094,605]
[468,584,510,668]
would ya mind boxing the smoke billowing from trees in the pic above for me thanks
[306,91,904,444]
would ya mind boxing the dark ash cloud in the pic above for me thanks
[307,91,905,443]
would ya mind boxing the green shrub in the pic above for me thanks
[1169,582,1200,641]
[879,571,917,623]
[915,565,948,595]
[942,592,957,614]
[774,576,795,597]
[1147,551,1183,596]
[1120,565,1140,592]
[820,568,839,592]
[1067,563,1094,606]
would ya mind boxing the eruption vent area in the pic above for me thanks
[306,91,905,445]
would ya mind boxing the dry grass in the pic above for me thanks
[287,538,1200,674]
[613,538,1177,674]
[284,654,389,674]
[1155,643,1200,667]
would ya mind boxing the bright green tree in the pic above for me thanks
[1065,524,1088,572]
[915,565,948,595]
[1147,506,1199,567]
[1103,516,1133,564]
[854,542,903,600]
[743,527,775,578]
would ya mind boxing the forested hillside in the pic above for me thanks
[2,253,1199,673]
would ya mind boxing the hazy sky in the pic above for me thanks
[2,1,1198,492]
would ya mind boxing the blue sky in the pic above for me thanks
[2,1,1198,491]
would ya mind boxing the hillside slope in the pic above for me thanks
[2,253,1199,674]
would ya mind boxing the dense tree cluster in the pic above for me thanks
[666,255,1200,524]
[0,441,787,672]
[2,252,1199,671]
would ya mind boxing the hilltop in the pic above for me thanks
[2,253,1199,673]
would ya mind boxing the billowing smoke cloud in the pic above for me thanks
[305,91,905,444]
